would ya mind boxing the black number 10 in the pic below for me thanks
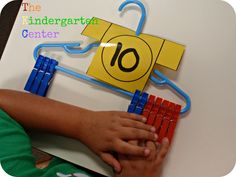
[110,42,140,72]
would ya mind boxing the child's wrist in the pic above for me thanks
[73,110,94,141]
[56,108,92,141]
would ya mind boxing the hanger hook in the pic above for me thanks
[33,42,100,60]
[150,69,191,114]
[119,0,147,36]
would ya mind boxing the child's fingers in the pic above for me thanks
[146,141,158,160]
[117,141,139,164]
[117,112,147,123]
[121,119,156,132]
[155,142,161,152]
[100,152,121,173]
[128,140,138,146]
[117,154,129,166]
[157,138,169,161]
[115,140,151,157]
[146,141,157,151]
[120,128,158,141]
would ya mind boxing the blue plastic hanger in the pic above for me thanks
[33,46,191,114]
[150,70,191,114]
[33,42,100,60]
[29,0,191,114]
[119,0,146,36]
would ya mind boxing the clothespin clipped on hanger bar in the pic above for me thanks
[127,90,182,144]
[24,0,191,116]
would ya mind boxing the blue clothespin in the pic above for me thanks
[37,59,58,96]
[24,55,58,97]
[128,90,141,113]
[24,55,45,92]
[134,92,148,114]
[31,57,51,94]
[128,91,148,114]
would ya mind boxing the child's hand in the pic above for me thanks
[115,138,170,177]
[0,90,158,173]
[75,111,158,172]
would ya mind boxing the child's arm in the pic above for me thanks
[115,138,170,177]
[0,89,157,172]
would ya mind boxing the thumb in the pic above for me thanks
[100,152,121,173]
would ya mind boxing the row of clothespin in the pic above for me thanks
[128,90,181,143]
[24,55,58,96]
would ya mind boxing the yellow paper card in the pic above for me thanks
[157,40,185,70]
[82,17,185,92]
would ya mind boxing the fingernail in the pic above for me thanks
[156,142,160,147]
[151,126,156,132]
[114,166,120,172]
[142,117,147,122]
[162,138,169,144]
[154,134,158,140]
[144,148,150,156]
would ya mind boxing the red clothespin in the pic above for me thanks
[153,100,169,136]
[158,102,175,143]
[142,95,155,118]
[166,104,181,144]
[146,97,162,125]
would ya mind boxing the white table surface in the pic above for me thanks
[0,0,236,176]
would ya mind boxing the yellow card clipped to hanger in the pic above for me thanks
[82,17,185,93]
[83,18,166,93]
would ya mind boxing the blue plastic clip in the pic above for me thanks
[24,55,58,96]
[24,55,45,92]
[119,0,146,36]
[128,90,141,113]
[134,92,148,114]
[37,59,58,96]
[31,57,51,94]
